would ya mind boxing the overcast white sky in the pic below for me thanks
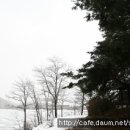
[0,0,103,98]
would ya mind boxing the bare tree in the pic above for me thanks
[9,79,30,130]
[58,90,67,117]
[35,57,67,118]
[41,86,50,120]
[74,87,88,115]
[27,81,42,125]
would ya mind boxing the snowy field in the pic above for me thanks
[0,109,35,130]
[0,109,88,130]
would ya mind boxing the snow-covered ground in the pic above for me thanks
[0,109,35,130]
[0,109,88,130]
[32,118,65,130]
[33,115,87,130]
[33,111,88,130]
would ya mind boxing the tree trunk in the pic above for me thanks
[34,94,41,125]
[24,107,26,130]
[81,92,84,115]
[61,105,63,117]
[54,100,57,118]
[47,106,49,121]
[51,100,54,117]
[60,101,64,117]
[45,102,49,121]
[39,109,43,124]
[36,107,40,125]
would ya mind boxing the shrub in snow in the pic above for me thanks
[87,96,115,116]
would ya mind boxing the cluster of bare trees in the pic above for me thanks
[9,57,88,130]
[34,58,68,118]
[9,79,41,130]
[10,57,70,130]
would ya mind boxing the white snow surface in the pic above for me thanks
[33,115,87,130]
[33,118,65,130]
[0,109,87,130]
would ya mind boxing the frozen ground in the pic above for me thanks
[0,109,88,130]
[0,109,35,130]
[33,115,87,130]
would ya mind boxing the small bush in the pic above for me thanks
[105,107,130,118]
[26,122,33,130]
[21,122,33,130]
[87,96,115,117]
